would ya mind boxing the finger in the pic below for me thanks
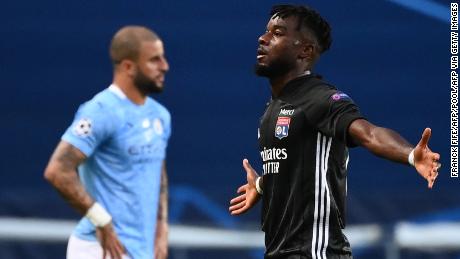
[428,173,437,189]
[230,196,246,207]
[107,247,117,259]
[111,247,122,259]
[243,159,255,173]
[237,184,248,194]
[229,200,246,211]
[430,162,441,175]
[433,161,441,171]
[102,245,111,259]
[428,175,435,188]
[430,169,438,180]
[229,201,246,212]
[107,239,123,259]
[230,198,246,209]
[231,205,249,215]
[115,242,125,259]
[230,193,246,205]
[418,128,431,147]
[229,202,245,212]
[433,152,441,161]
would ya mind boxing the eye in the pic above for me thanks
[150,56,161,62]
[273,29,284,37]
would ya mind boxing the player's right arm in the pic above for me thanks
[229,159,261,215]
[348,120,441,188]
[44,141,92,213]
[44,141,125,259]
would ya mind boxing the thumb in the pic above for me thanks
[242,159,255,174]
[243,158,258,185]
[418,128,431,148]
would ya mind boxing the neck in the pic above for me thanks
[113,74,147,105]
[269,69,311,97]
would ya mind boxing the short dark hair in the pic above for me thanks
[110,26,159,65]
[270,4,332,53]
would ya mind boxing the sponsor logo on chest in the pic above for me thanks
[260,147,288,175]
[279,108,294,116]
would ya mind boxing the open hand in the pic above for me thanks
[413,128,441,189]
[229,159,261,215]
[96,223,125,259]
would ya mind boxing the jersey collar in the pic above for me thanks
[108,84,127,99]
[278,71,317,97]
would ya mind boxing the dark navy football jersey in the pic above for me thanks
[258,74,364,259]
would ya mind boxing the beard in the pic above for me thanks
[133,67,163,95]
[254,55,296,79]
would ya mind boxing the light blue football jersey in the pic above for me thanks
[62,85,171,259]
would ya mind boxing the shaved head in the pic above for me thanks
[110,26,159,65]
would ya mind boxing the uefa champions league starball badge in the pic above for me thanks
[72,118,92,137]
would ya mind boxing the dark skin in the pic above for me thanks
[256,16,316,96]
[229,15,441,215]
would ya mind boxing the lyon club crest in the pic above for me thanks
[275,117,291,139]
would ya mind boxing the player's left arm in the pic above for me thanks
[348,119,441,188]
[155,160,168,259]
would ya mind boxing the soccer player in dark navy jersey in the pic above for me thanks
[229,5,441,259]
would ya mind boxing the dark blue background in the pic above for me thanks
[0,0,457,258]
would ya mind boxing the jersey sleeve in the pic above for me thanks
[301,87,365,146]
[162,108,171,146]
[61,101,116,157]
[162,109,172,143]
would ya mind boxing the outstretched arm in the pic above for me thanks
[349,119,441,188]
[229,159,261,215]
[44,140,125,259]
[155,160,169,259]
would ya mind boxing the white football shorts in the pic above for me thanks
[66,234,132,259]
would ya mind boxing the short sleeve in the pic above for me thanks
[162,109,172,144]
[302,88,365,146]
[61,101,116,157]
[164,112,172,141]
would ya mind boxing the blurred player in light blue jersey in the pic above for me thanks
[44,26,171,259]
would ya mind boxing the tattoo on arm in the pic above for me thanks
[158,161,168,222]
[44,141,94,215]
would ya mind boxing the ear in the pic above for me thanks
[120,59,136,77]
[298,43,314,61]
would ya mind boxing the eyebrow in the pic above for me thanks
[267,25,288,31]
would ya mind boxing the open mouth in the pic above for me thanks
[257,48,268,60]
[156,75,165,84]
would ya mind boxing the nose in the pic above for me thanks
[258,32,269,46]
[161,57,169,72]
